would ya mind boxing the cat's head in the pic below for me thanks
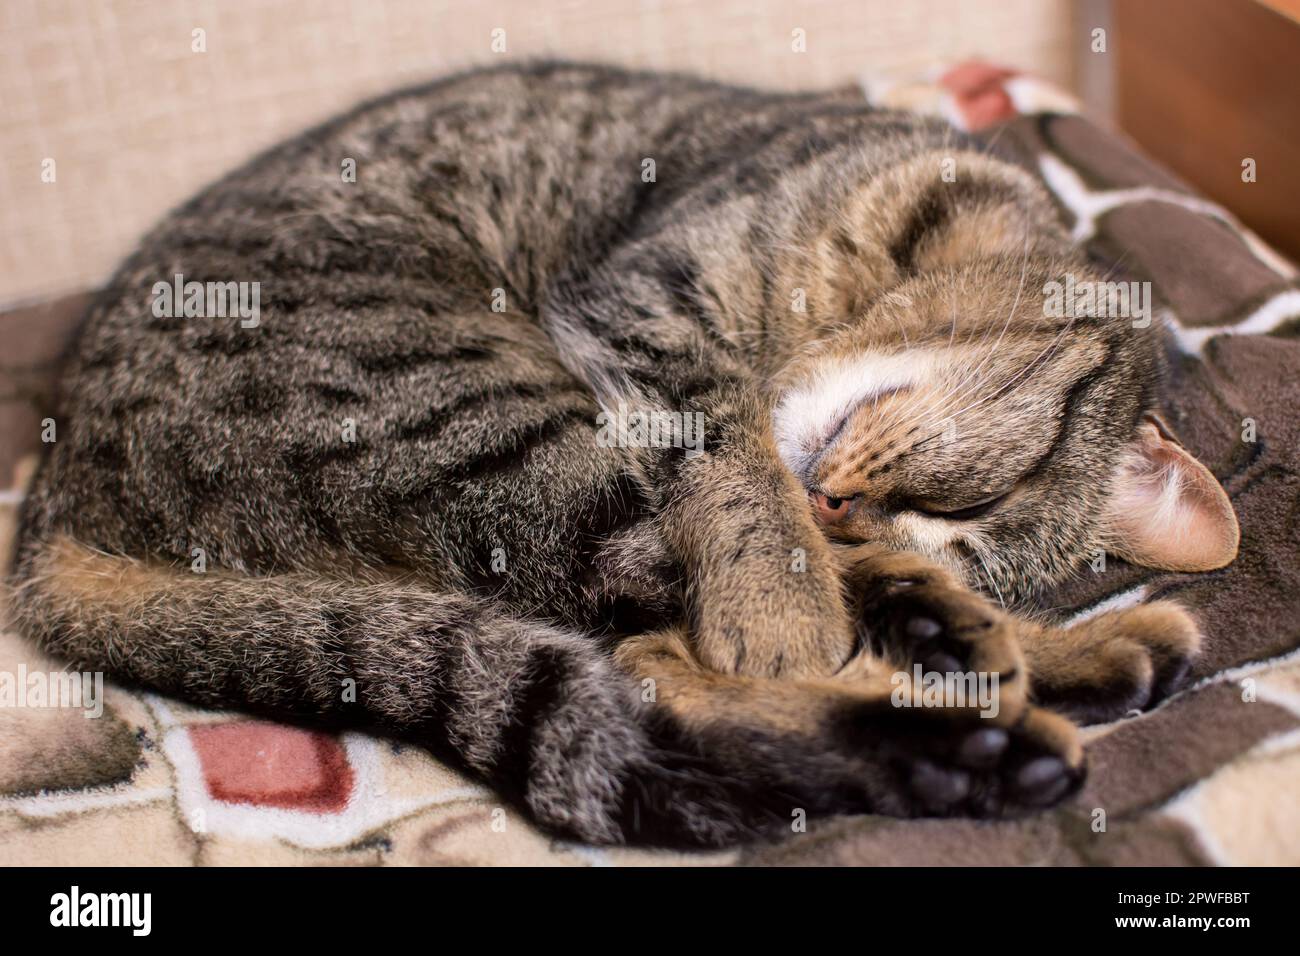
[772,150,1238,604]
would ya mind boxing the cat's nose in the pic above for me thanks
[811,492,852,524]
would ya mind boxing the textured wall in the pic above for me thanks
[0,0,1077,307]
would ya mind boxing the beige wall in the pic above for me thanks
[0,0,1077,308]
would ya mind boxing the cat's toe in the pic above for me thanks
[1033,639,1155,724]
[909,759,972,811]
[1152,654,1194,703]
[956,726,1009,769]
[1134,601,1202,703]
[972,710,1085,816]
[1011,755,1073,806]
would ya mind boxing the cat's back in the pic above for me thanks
[68,63,874,365]
[20,63,879,577]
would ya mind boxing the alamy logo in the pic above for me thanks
[891,665,1001,719]
[151,272,261,328]
[0,665,103,718]
[595,402,705,457]
[1042,275,1152,328]
[50,886,151,936]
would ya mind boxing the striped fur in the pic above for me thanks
[7,63,1227,845]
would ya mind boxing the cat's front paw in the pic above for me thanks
[1022,600,1202,725]
[847,557,1030,724]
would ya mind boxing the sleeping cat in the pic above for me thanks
[8,63,1239,847]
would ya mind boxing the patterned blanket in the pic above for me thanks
[3,63,1298,866]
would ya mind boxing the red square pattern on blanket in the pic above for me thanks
[188,721,355,813]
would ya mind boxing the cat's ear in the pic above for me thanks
[883,154,1070,276]
[1103,413,1239,572]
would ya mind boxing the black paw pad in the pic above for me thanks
[956,727,1009,770]
[916,642,965,676]
[905,616,942,640]
[1011,756,1073,807]
[909,759,972,810]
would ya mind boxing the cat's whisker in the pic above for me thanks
[887,280,1022,431]
[922,208,1036,417]
[942,310,1080,423]
[900,209,1058,434]
[967,539,1010,609]
[869,301,999,432]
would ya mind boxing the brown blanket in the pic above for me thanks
[2,64,1298,866]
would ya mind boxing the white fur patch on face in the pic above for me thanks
[893,509,960,552]
[773,350,937,481]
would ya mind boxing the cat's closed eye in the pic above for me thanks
[906,490,1012,521]
[811,487,1012,525]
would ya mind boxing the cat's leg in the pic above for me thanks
[8,532,1076,845]
[616,626,1084,828]
[9,533,776,846]
[651,381,855,678]
[544,277,855,680]
[1016,604,1202,725]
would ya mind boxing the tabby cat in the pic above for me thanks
[9,63,1239,847]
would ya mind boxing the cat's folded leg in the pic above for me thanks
[651,380,857,679]
[9,535,677,845]
[1016,603,1202,725]
[9,534,1081,846]
[616,627,1084,838]
[543,274,858,681]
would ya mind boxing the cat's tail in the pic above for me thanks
[5,533,778,847]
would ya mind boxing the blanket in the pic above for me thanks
[3,62,1298,866]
